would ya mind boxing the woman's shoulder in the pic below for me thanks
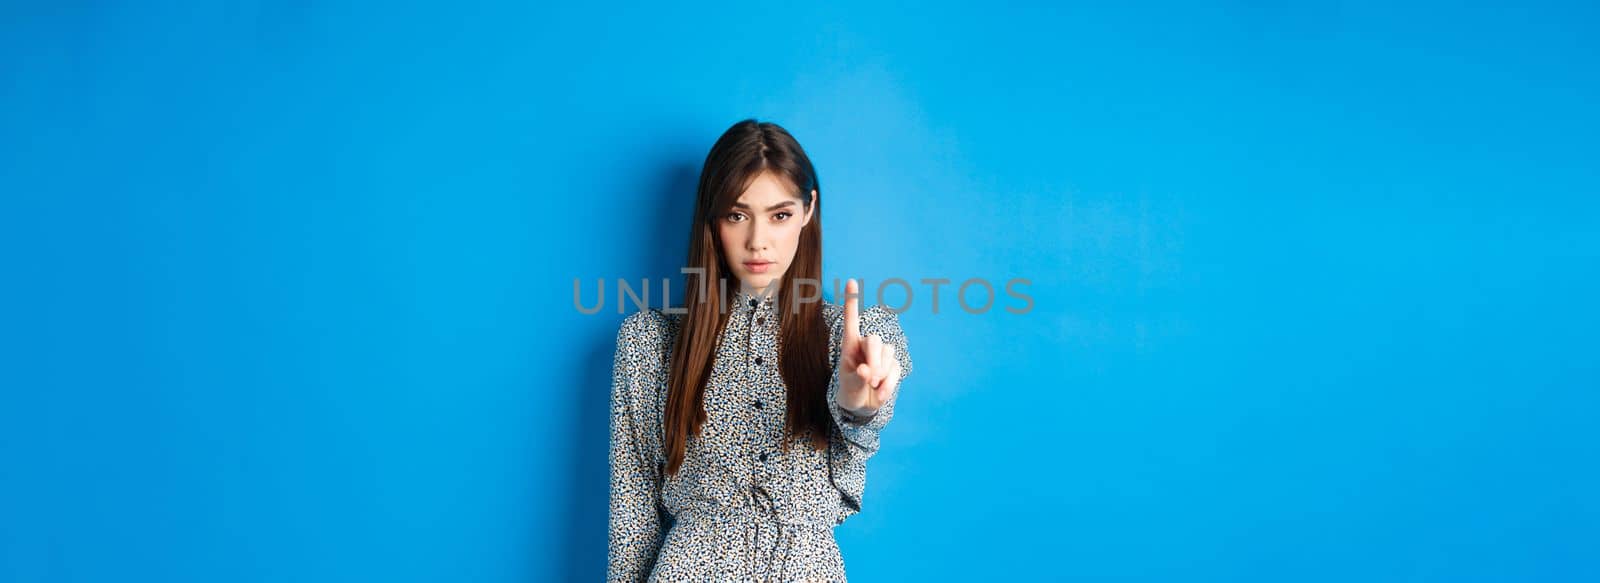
[615,308,683,351]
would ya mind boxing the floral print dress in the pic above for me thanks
[608,289,912,582]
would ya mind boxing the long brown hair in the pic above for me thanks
[663,119,831,476]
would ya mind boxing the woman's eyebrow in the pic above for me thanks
[731,201,797,211]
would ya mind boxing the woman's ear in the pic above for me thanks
[803,189,818,226]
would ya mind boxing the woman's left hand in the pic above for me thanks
[835,278,901,418]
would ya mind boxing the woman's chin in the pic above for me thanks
[739,274,781,293]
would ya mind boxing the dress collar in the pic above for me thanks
[732,287,776,314]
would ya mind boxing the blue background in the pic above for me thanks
[3,1,1597,581]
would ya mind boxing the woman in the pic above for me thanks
[607,119,913,582]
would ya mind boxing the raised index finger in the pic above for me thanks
[844,278,861,342]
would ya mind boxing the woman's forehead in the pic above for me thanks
[735,172,802,205]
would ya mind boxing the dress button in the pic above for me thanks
[756,317,765,326]
[754,356,763,366]
[754,400,764,409]
[749,298,758,308]
[759,452,769,462]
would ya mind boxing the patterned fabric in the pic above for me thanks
[608,288,912,582]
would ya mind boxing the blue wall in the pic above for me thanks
[3,1,1597,581]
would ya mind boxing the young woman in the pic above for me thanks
[607,119,912,582]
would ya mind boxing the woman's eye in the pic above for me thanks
[773,212,792,221]
[726,212,746,223]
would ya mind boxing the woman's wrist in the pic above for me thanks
[838,402,879,423]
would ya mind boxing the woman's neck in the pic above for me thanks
[738,280,780,301]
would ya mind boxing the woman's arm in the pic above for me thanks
[607,312,666,582]
[826,287,913,523]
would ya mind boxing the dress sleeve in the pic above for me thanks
[607,312,668,582]
[827,305,913,520]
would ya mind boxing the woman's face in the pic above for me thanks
[718,171,815,295]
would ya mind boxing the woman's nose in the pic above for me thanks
[747,223,769,251]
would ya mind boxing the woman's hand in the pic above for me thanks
[836,278,902,419]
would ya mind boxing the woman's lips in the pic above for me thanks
[743,261,774,274]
